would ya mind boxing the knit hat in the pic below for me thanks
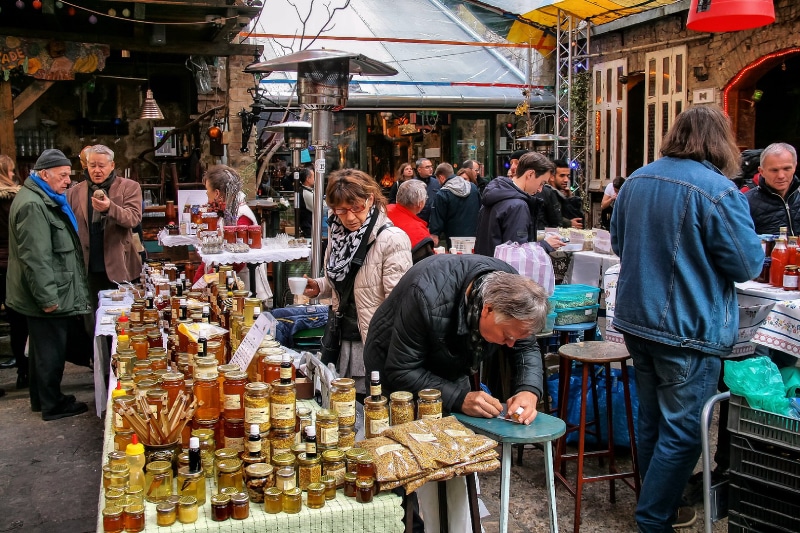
[33,149,72,170]
[510,149,531,161]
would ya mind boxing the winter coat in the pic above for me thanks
[474,176,543,256]
[67,175,143,283]
[416,176,441,223]
[428,176,481,239]
[364,254,544,413]
[611,157,763,356]
[744,176,800,236]
[315,209,412,343]
[7,178,90,317]
[535,184,563,229]
[0,185,20,270]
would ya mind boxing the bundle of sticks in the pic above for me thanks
[115,391,197,445]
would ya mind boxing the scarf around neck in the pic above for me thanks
[29,171,79,233]
[326,205,378,282]
[88,170,117,225]
[465,273,490,376]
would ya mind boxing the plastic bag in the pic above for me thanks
[723,356,791,415]
[494,241,555,296]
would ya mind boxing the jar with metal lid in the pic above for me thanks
[177,451,190,471]
[177,495,198,524]
[244,463,274,502]
[210,494,231,522]
[107,464,129,490]
[102,505,124,533]
[193,375,220,420]
[269,428,295,457]
[224,417,245,452]
[104,487,125,507]
[275,466,296,491]
[330,378,356,426]
[216,458,244,492]
[131,335,149,360]
[194,356,218,380]
[213,447,239,478]
[145,389,168,420]
[206,340,225,365]
[177,467,206,505]
[338,425,355,451]
[190,428,215,478]
[315,408,339,448]
[306,482,326,509]
[160,373,185,408]
[125,485,144,507]
[259,350,290,384]
[116,351,137,378]
[282,487,302,514]
[291,443,306,459]
[343,472,357,497]
[244,382,271,433]
[364,396,389,438]
[264,487,282,513]
[417,388,443,420]
[271,451,296,471]
[231,290,249,316]
[389,391,415,425]
[144,460,173,503]
[320,474,337,500]
[155,501,177,526]
[230,492,250,519]
[322,449,346,487]
[113,428,134,452]
[345,448,367,474]
[223,371,247,419]
[296,406,312,442]
[123,503,145,533]
[297,452,321,491]
[356,479,374,503]
[269,381,295,430]
[357,454,375,482]
[113,395,136,433]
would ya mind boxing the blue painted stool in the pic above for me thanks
[454,411,566,533]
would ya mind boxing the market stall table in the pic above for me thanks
[736,281,800,357]
[93,291,134,417]
[247,199,283,238]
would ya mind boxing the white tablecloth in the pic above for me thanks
[197,246,310,266]
[93,291,133,417]
[157,230,199,247]
[736,282,800,358]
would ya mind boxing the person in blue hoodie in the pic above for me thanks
[610,105,764,532]
[428,163,481,248]
[474,151,564,256]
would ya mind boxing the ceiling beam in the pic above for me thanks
[0,27,261,56]
[13,80,55,120]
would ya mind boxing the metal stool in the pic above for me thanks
[555,341,640,533]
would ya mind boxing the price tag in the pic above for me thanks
[229,311,277,371]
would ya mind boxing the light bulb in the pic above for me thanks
[15,0,24,9]
[108,8,116,16]
[88,14,97,23]
[121,8,130,16]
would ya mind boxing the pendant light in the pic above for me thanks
[687,0,775,33]
[139,89,164,120]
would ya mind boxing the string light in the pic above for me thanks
[57,0,241,26]
[15,1,24,9]
[722,48,800,113]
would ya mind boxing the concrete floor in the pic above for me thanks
[0,338,729,533]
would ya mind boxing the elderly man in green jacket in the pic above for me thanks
[7,149,91,421]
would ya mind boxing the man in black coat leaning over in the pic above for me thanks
[364,254,548,423]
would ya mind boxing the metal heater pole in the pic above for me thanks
[291,149,301,239]
[310,109,332,279]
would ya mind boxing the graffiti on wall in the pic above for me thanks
[1,36,109,80]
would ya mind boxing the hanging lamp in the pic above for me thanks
[687,0,775,32]
[139,89,164,120]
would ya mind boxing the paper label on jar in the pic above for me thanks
[224,394,242,410]
[319,427,339,445]
[410,432,437,443]
[225,436,244,452]
[245,406,269,424]
[333,401,355,418]
[327,465,345,486]
[375,443,404,456]
[369,417,390,436]
[420,413,442,420]
[114,412,124,430]
[247,440,262,454]
[444,429,470,437]
[272,445,291,457]
[271,402,294,420]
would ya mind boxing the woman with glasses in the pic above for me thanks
[302,169,412,395]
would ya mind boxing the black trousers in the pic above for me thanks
[26,315,83,414]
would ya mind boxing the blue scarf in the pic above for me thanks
[29,171,79,233]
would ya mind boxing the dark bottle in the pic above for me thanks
[188,436,202,472]
[197,336,207,359]
[145,291,154,309]
[279,353,293,385]
[247,424,262,457]
[369,371,381,401]
[304,426,317,459]
[179,299,188,321]
[201,306,210,323]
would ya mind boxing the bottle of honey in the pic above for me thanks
[770,237,788,287]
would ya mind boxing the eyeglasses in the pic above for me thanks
[332,202,368,216]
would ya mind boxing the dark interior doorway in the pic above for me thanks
[754,54,800,149]
[626,79,645,173]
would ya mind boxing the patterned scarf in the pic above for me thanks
[29,171,79,233]
[465,273,489,376]
[326,205,377,282]
[88,170,117,225]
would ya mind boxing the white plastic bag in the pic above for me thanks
[494,241,555,295]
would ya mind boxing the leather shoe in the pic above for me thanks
[16,374,28,389]
[43,401,88,421]
[0,357,16,369]
[32,395,75,413]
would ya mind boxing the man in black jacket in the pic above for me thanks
[364,254,548,424]
[745,142,800,235]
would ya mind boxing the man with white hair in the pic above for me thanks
[386,179,434,248]
[745,142,800,235]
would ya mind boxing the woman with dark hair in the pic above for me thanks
[610,105,763,532]
[0,155,29,390]
[387,162,415,204]
[301,169,412,394]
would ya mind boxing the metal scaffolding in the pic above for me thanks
[555,10,590,178]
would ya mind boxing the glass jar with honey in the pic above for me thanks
[216,458,244,492]
[161,373,185,408]
[194,416,222,454]
[306,482,326,509]
[213,447,239,478]
[193,375,220,420]
[282,487,302,514]
[223,371,247,419]
[177,467,206,505]
[244,463,274,503]
[223,417,245,452]
[122,503,145,532]
[144,460,173,503]
[356,479,374,503]
[177,495,198,524]
[102,505,124,533]
[210,494,231,522]
[130,335,149,360]
[275,466,296,492]
[155,501,177,527]
[230,492,250,519]
[264,487,282,514]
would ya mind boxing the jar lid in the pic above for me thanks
[418,388,442,401]
[356,479,374,488]
[230,492,249,503]
[106,450,126,463]
[245,463,274,476]
[319,475,335,484]
[211,494,231,505]
[232,290,249,297]
[291,443,307,455]
[217,458,243,472]
[332,377,355,388]
[102,505,123,517]
[276,466,294,478]
[344,472,357,481]
[224,417,244,424]
[272,452,295,467]
[224,371,248,381]
[191,428,215,440]
[146,460,172,474]
[109,464,130,474]
[264,487,282,497]
[364,396,388,407]
[220,487,239,495]
[178,496,197,506]
[322,449,345,462]
[156,502,177,513]
[219,363,241,373]
[244,382,269,393]
[161,372,184,383]
[307,482,325,492]
[145,389,167,400]
[284,487,302,497]
[298,452,321,465]
[178,466,203,479]
[345,448,367,460]
[125,504,145,514]
[105,487,125,498]
[357,454,374,464]
[296,406,312,416]
[390,391,413,402]
[206,340,222,348]
[316,408,337,421]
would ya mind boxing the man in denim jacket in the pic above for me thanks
[610,105,763,532]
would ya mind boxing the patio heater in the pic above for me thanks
[245,50,397,277]
[263,120,311,239]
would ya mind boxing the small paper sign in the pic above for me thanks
[229,311,277,371]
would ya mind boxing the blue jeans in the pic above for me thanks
[271,306,328,347]
[622,333,721,533]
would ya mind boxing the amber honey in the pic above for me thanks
[264,487,282,513]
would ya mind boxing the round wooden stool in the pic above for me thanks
[555,341,640,533]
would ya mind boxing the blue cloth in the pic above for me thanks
[623,333,720,533]
[28,172,79,234]
[271,305,328,348]
[610,157,764,356]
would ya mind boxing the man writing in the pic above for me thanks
[7,149,91,421]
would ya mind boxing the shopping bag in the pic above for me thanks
[494,241,555,295]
